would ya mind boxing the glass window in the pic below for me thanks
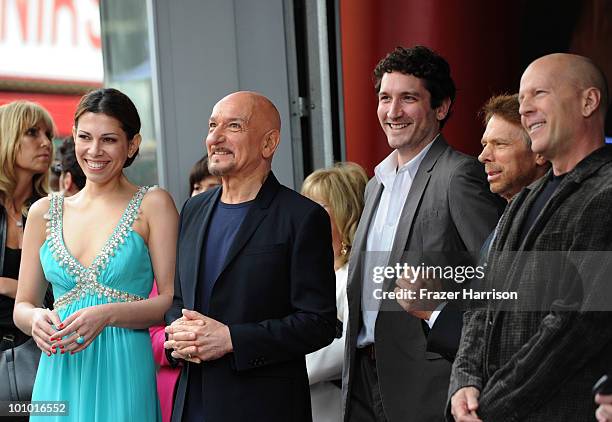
[100,0,157,186]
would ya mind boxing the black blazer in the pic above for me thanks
[449,145,612,421]
[166,172,337,422]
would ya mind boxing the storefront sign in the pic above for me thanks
[0,0,103,83]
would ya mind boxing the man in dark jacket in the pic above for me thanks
[165,91,336,422]
[449,53,612,422]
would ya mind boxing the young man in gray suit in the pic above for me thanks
[450,54,612,422]
[341,46,505,422]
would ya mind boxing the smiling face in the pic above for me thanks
[73,112,140,184]
[377,72,449,164]
[479,115,544,201]
[206,92,280,179]
[518,58,583,161]
[15,121,52,175]
[206,97,254,177]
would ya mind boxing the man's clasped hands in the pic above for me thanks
[163,309,233,364]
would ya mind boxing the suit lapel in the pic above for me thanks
[354,183,383,255]
[500,146,612,252]
[191,187,222,304]
[520,147,612,249]
[490,146,612,319]
[493,190,524,251]
[519,176,576,250]
[497,178,544,251]
[383,136,447,291]
[346,181,383,298]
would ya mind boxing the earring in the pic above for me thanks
[340,242,349,256]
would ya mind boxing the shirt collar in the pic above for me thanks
[374,135,438,186]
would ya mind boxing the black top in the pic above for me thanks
[0,193,43,344]
[1,247,20,279]
[0,247,21,332]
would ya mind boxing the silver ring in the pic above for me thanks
[76,334,85,345]
[187,353,192,359]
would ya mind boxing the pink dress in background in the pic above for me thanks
[149,283,181,422]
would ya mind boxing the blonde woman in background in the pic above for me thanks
[301,162,368,422]
[0,101,54,412]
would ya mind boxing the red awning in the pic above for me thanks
[0,91,82,137]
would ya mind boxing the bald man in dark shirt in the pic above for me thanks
[165,92,336,422]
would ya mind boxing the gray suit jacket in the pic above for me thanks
[449,145,612,421]
[342,136,504,421]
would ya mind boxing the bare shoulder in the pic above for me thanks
[141,187,178,217]
[27,196,52,221]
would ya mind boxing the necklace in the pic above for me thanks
[4,203,23,228]
[7,212,23,228]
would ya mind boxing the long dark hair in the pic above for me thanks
[74,88,141,167]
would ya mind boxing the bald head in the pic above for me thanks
[519,53,608,174]
[526,54,608,115]
[218,91,281,133]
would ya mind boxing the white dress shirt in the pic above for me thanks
[357,139,441,347]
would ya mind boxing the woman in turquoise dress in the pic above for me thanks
[14,88,178,421]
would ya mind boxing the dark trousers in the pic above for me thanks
[347,347,388,422]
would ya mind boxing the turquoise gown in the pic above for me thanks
[31,187,161,422]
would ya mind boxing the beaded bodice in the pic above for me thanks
[41,187,153,311]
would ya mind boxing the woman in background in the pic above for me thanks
[301,162,368,422]
[15,88,177,421]
[0,102,54,414]
[57,136,86,196]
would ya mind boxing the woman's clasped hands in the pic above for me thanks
[30,305,111,356]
